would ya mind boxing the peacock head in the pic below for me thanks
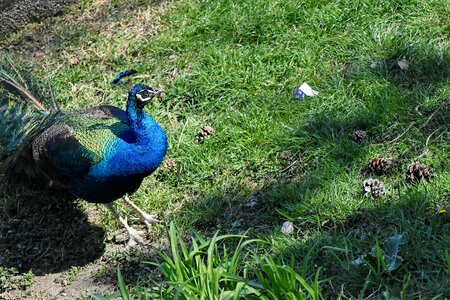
[129,84,163,109]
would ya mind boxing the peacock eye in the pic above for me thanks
[140,90,151,99]
[136,89,152,102]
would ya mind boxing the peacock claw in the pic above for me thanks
[122,195,161,233]
[125,224,146,246]
[104,203,147,246]
[139,212,159,231]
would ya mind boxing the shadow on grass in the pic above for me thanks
[158,45,449,297]
[171,169,449,297]
[0,178,105,276]
[347,49,449,136]
[177,45,449,223]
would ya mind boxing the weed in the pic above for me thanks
[0,267,34,292]
[67,266,82,284]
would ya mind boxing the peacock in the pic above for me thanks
[0,58,168,245]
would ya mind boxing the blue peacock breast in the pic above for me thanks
[71,115,168,203]
[91,132,167,177]
[71,173,148,203]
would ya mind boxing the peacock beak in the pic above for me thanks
[152,88,163,97]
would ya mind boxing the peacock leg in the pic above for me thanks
[122,195,160,232]
[104,203,146,246]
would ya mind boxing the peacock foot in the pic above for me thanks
[104,203,147,246]
[123,220,146,247]
[122,195,161,232]
[137,212,159,233]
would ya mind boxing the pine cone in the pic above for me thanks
[161,158,177,173]
[406,161,433,183]
[155,158,178,181]
[350,130,367,144]
[366,157,389,175]
[279,150,293,161]
[363,178,385,198]
[196,126,215,143]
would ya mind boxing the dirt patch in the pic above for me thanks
[0,182,105,276]
[0,0,80,36]
[3,263,116,300]
[0,177,108,298]
[0,178,165,299]
[0,185,170,299]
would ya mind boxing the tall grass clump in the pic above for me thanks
[152,222,258,299]
[93,222,322,299]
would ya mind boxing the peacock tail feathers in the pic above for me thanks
[0,56,58,177]
[0,56,58,113]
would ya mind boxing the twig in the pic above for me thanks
[176,117,188,150]
[279,159,298,174]
[419,103,444,129]
[426,125,449,146]
[414,150,430,160]
[275,151,302,178]
[372,103,446,147]
[372,122,415,146]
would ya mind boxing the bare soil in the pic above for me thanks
[0,178,109,299]
[0,178,163,299]
[3,264,114,300]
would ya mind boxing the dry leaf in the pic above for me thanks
[70,57,80,65]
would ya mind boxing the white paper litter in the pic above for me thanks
[295,82,319,99]
[397,58,409,70]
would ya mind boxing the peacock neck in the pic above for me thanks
[125,93,167,150]
[108,94,168,175]
[126,95,150,142]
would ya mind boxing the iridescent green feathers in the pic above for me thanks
[1,58,168,204]
[31,110,131,187]
[0,58,130,180]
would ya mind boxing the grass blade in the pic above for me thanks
[117,267,130,300]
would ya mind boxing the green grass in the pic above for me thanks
[1,0,449,298]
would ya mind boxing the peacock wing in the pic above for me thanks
[32,108,131,187]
